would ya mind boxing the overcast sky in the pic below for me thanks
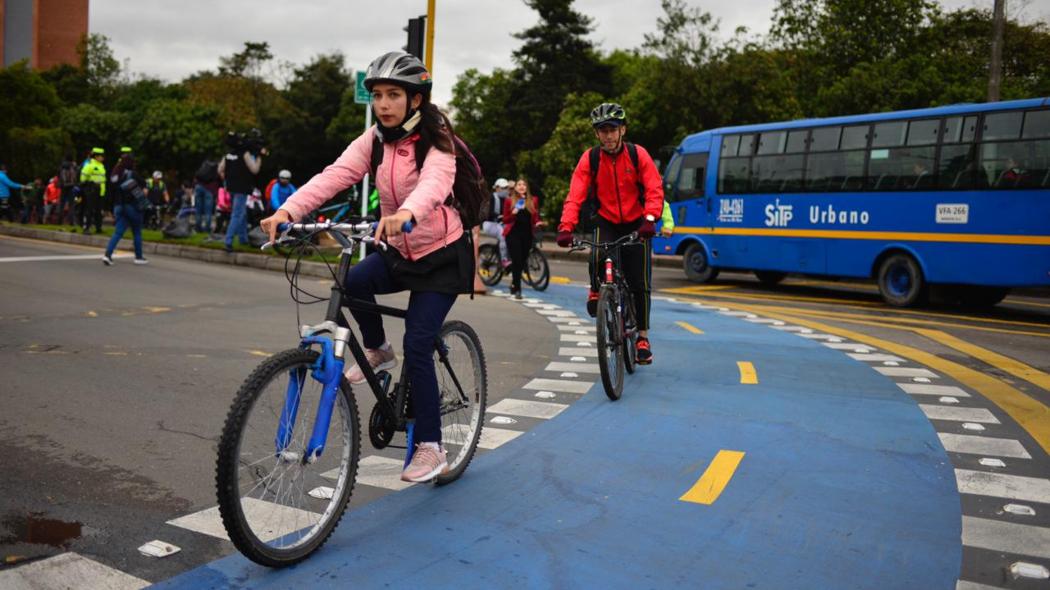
[90,0,1046,106]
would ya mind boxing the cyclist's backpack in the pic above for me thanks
[370,131,490,229]
[59,162,78,188]
[579,142,644,232]
[195,159,219,184]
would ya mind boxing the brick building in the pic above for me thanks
[1,0,88,69]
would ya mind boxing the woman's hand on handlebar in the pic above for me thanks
[261,209,293,245]
[374,209,414,243]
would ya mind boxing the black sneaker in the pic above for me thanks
[636,337,653,365]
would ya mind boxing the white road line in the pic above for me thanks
[875,367,939,378]
[477,427,524,449]
[938,433,1032,459]
[523,303,558,309]
[347,455,414,491]
[560,334,597,343]
[919,405,1000,424]
[0,254,133,263]
[798,333,842,341]
[546,316,586,323]
[487,398,569,419]
[962,515,1050,559]
[720,311,757,318]
[0,552,148,590]
[774,326,813,333]
[556,324,596,332]
[559,347,598,357]
[848,353,906,362]
[956,580,1008,590]
[537,309,576,317]
[745,318,784,325]
[823,342,874,352]
[167,498,320,541]
[545,361,601,374]
[523,378,593,394]
[898,383,971,397]
[956,469,1050,504]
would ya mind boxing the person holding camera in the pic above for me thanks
[101,153,148,266]
[218,130,264,253]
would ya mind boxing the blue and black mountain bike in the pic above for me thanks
[215,219,487,567]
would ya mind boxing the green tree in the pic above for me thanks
[77,33,122,105]
[449,67,519,180]
[58,103,131,158]
[131,99,223,176]
[5,127,72,181]
[0,61,62,133]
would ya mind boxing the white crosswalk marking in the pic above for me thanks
[522,378,593,394]
[956,580,1009,590]
[938,433,1031,459]
[848,353,906,362]
[745,318,784,325]
[875,367,939,378]
[0,552,148,589]
[537,309,576,317]
[488,398,570,419]
[560,334,597,343]
[167,498,319,541]
[545,361,600,374]
[798,333,842,340]
[347,455,413,491]
[823,342,874,352]
[955,469,1050,504]
[898,383,971,397]
[556,324,596,332]
[962,515,1050,559]
[559,347,598,357]
[546,316,586,323]
[919,405,1000,424]
[477,427,524,449]
[774,326,813,333]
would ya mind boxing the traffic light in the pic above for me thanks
[403,16,426,61]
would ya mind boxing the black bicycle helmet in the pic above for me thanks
[590,103,626,128]
[363,51,432,96]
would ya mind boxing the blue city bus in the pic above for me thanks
[652,98,1050,306]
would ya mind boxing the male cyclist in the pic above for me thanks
[555,103,664,364]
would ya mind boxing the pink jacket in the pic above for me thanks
[280,127,462,261]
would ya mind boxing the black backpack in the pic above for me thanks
[370,132,490,229]
[578,142,645,232]
[195,159,219,184]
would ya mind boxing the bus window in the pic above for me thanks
[757,131,786,155]
[981,136,1050,189]
[805,150,864,192]
[810,126,840,152]
[738,134,756,156]
[674,153,707,201]
[1022,109,1050,139]
[786,129,809,153]
[944,116,978,143]
[718,157,751,194]
[872,121,907,148]
[938,144,985,190]
[907,119,940,146]
[867,146,936,190]
[662,154,683,197]
[722,135,740,157]
[841,125,870,150]
[983,111,1023,141]
[753,154,804,193]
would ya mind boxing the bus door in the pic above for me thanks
[671,152,710,226]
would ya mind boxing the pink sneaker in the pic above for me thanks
[501,258,512,269]
[344,344,397,384]
[401,443,448,482]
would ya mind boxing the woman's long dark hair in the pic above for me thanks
[416,96,455,154]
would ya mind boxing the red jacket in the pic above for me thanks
[502,195,541,237]
[558,144,664,232]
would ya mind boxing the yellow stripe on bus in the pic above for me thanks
[675,227,1050,246]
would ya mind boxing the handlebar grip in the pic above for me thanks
[402,220,414,233]
[277,222,291,232]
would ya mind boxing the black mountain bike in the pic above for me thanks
[571,232,642,400]
[215,220,487,567]
[478,233,550,291]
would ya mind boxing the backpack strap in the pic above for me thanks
[370,131,429,178]
[624,142,647,208]
[588,146,600,199]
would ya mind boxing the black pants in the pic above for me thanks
[589,217,652,331]
[506,230,532,292]
[81,184,102,231]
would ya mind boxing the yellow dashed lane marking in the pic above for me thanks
[675,321,703,334]
[680,450,746,505]
[737,361,758,384]
[549,276,571,284]
[247,350,271,357]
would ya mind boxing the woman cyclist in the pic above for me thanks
[502,178,543,299]
[260,51,472,483]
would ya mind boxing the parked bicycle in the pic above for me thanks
[477,232,550,291]
[215,219,487,567]
[570,232,642,400]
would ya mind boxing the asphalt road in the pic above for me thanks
[0,234,553,583]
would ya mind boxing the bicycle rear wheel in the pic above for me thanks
[478,243,503,287]
[596,285,624,400]
[433,320,487,485]
[622,290,638,375]
[216,348,360,567]
[524,247,550,291]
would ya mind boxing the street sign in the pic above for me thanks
[355,71,370,104]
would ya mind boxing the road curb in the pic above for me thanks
[0,223,336,278]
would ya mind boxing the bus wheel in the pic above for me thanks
[754,271,787,286]
[960,286,1009,307]
[683,243,719,283]
[877,253,927,307]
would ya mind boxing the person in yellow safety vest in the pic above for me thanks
[80,147,106,234]
[659,200,675,237]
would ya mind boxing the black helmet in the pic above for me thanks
[364,51,432,95]
[590,103,626,128]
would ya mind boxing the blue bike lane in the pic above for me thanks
[154,284,960,589]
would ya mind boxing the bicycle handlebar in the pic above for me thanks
[263,220,414,251]
[569,231,641,253]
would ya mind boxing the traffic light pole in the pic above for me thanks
[425,0,435,73]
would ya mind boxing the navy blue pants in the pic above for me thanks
[344,252,457,443]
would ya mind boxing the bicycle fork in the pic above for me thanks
[275,323,352,464]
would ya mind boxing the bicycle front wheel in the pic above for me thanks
[477,243,503,287]
[622,290,638,375]
[216,348,360,567]
[433,320,487,485]
[524,247,550,291]
[596,285,624,400]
